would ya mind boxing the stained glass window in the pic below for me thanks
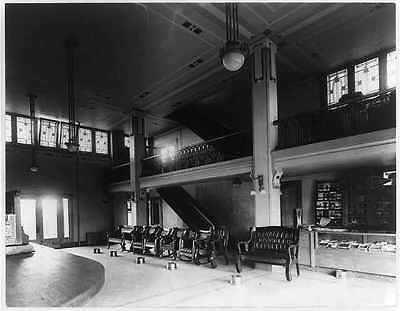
[354,57,379,95]
[327,69,348,106]
[16,116,32,144]
[387,51,397,89]
[5,114,12,142]
[95,131,108,154]
[60,124,70,149]
[40,119,58,147]
[79,128,92,152]
[124,136,130,149]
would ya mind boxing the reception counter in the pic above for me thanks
[299,228,396,276]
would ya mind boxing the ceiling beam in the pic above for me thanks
[268,3,309,27]
[143,61,223,111]
[280,4,344,37]
[262,2,277,13]
[165,3,225,44]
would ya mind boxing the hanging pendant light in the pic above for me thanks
[65,37,80,153]
[220,3,248,72]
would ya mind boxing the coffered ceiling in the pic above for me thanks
[5,2,395,135]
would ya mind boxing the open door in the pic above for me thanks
[280,181,302,227]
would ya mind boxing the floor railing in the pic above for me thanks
[273,88,396,149]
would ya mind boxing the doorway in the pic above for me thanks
[20,198,37,241]
[42,198,58,240]
[280,181,302,227]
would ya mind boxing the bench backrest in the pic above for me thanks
[131,225,145,242]
[249,226,299,252]
[144,225,162,241]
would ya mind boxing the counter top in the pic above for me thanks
[301,227,395,236]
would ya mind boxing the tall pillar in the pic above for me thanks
[129,115,147,225]
[251,39,281,226]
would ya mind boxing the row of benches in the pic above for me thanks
[106,225,229,268]
[107,225,300,281]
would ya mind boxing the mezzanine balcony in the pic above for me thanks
[273,88,395,150]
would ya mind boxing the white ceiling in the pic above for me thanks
[5,3,396,135]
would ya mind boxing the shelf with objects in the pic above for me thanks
[299,168,396,276]
[315,181,344,227]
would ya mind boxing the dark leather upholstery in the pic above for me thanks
[236,226,300,281]
[130,225,146,253]
[159,227,182,258]
[143,225,163,255]
[178,228,217,268]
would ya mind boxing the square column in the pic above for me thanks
[251,39,281,226]
[129,115,147,225]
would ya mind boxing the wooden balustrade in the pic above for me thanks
[273,89,396,149]
[141,131,252,177]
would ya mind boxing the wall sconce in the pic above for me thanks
[272,170,283,188]
[250,175,266,195]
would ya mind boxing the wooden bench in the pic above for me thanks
[236,226,300,281]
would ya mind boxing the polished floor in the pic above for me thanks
[6,243,104,307]
[64,245,398,310]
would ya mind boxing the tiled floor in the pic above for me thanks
[64,245,398,310]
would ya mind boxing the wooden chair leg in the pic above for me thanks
[224,248,229,265]
[236,257,242,273]
[285,262,292,281]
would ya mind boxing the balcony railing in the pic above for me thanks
[141,131,252,177]
[273,88,396,149]
[110,162,130,184]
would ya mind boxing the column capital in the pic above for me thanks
[250,37,277,54]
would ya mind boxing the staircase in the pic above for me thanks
[157,186,215,230]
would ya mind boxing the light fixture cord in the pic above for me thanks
[225,3,239,43]
[66,37,77,143]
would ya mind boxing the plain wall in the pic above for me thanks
[278,76,323,120]
[161,200,186,229]
[6,145,113,243]
[112,192,129,228]
[153,127,203,150]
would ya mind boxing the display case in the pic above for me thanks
[315,181,344,227]
[300,228,396,276]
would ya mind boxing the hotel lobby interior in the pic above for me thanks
[3,2,398,310]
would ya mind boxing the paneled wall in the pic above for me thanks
[6,146,113,243]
